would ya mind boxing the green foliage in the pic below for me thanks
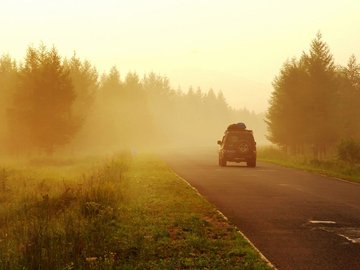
[337,55,360,139]
[0,155,273,270]
[0,44,268,155]
[266,58,310,147]
[0,55,17,148]
[267,33,360,157]
[7,45,79,155]
[64,54,98,121]
[337,138,360,164]
[110,156,272,269]
[258,146,360,183]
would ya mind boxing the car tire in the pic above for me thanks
[247,158,256,168]
[219,156,227,167]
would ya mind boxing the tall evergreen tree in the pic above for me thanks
[266,58,310,152]
[267,33,339,156]
[337,55,360,138]
[64,54,98,121]
[100,66,122,105]
[0,55,17,148]
[302,33,338,156]
[8,45,78,155]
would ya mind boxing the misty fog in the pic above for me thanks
[0,45,267,158]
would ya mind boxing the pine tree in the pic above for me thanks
[302,33,339,157]
[100,66,122,104]
[8,45,78,155]
[64,54,98,121]
[337,55,360,138]
[266,58,310,153]
[267,33,339,157]
[0,55,17,148]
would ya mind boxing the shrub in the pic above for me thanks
[337,138,360,164]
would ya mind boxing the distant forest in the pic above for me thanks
[0,45,266,156]
[267,33,360,158]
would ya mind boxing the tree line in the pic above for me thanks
[266,33,360,158]
[0,45,266,156]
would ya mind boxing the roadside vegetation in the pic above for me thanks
[0,154,131,269]
[263,33,360,183]
[258,143,360,183]
[0,154,272,270]
[266,33,360,160]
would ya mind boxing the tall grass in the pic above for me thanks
[0,153,131,270]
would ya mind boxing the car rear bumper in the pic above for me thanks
[221,150,256,162]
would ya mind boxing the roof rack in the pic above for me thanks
[226,122,246,131]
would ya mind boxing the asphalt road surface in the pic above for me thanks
[162,148,360,270]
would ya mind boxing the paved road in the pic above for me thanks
[162,148,360,270]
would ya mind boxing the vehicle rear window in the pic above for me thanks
[224,132,254,145]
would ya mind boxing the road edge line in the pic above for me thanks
[259,159,360,186]
[174,172,277,270]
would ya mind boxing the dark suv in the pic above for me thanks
[217,123,256,167]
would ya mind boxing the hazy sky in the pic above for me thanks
[1,0,360,112]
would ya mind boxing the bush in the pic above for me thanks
[337,138,360,164]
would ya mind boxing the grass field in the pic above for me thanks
[258,146,360,183]
[0,153,272,270]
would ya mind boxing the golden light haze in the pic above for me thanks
[1,0,360,112]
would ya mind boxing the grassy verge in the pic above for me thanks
[117,155,272,269]
[258,146,360,183]
[0,154,272,269]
